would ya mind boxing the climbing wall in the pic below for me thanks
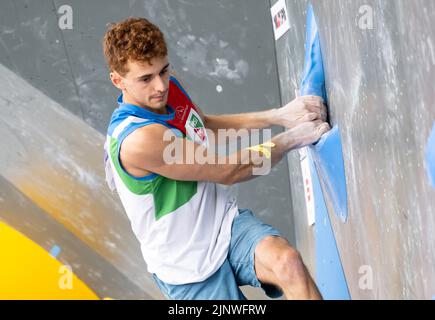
[0,0,434,300]
[272,0,435,299]
[0,0,284,299]
[0,63,159,299]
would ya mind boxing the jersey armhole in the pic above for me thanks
[117,121,159,181]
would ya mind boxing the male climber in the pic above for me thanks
[102,17,329,300]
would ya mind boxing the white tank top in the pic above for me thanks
[104,77,239,284]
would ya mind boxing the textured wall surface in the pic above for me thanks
[0,0,288,299]
[0,63,158,299]
[273,0,435,299]
[1,0,434,299]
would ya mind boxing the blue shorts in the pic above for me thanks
[152,208,283,300]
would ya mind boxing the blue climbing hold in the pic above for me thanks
[300,3,348,222]
[308,151,351,299]
[426,123,435,188]
[301,4,327,101]
[300,3,351,300]
[312,127,348,222]
[49,244,61,259]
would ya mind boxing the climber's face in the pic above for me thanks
[110,56,171,114]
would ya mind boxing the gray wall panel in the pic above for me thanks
[273,0,435,299]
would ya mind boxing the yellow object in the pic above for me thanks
[247,142,276,159]
[0,221,98,300]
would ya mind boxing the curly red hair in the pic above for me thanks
[102,17,168,76]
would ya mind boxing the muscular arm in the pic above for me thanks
[120,121,330,185]
[204,109,278,132]
[203,95,327,134]
[170,72,327,137]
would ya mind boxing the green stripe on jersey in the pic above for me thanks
[109,136,197,220]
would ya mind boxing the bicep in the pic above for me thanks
[122,125,230,184]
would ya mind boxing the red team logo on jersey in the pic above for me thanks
[166,78,207,145]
